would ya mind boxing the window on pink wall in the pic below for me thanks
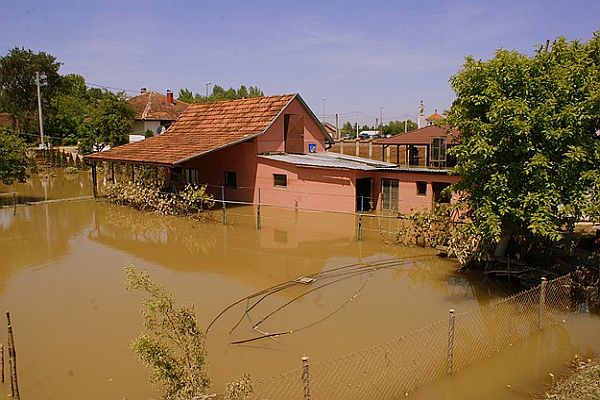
[274,174,287,188]
[416,181,427,196]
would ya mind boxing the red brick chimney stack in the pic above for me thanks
[166,90,174,104]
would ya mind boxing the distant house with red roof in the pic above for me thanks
[373,122,460,209]
[127,89,189,141]
[86,94,457,213]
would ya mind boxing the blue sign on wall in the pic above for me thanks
[308,143,317,153]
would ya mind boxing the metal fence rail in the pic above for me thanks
[247,274,573,400]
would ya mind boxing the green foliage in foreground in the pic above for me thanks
[446,32,600,253]
[0,128,28,184]
[125,265,210,399]
[125,266,253,400]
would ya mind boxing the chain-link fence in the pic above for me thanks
[247,274,573,400]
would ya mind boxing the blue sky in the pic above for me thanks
[1,0,599,125]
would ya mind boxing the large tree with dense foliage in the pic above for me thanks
[0,128,28,184]
[80,92,134,153]
[446,33,600,256]
[0,48,64,135]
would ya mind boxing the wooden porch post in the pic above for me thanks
[426,144,430,167]
[396,145,400,165]
[111,162,115,184]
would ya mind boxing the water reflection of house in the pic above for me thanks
[89,204,358,288]
[85,94,456,213]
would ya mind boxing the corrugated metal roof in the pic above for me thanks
[259,152,398,171]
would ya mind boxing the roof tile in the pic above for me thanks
[87,94,295,165]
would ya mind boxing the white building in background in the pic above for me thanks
[127,88,189,142]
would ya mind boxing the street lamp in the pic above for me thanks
[205,81,212,98]
[322,98,327,122]
[379,106,383,135]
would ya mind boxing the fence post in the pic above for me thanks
[301,355,310,400]
[357,214,363,241]
[256,188,262,230]
[538,277,547,331]
[221,186,227,225]
[447,308,455,375]
[6,312,19,400]
[91,162,98,198]
[1,341,4,383]
[13,192,17,215]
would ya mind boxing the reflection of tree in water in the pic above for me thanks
[0,201,93,290]
[0,169,92,204]
[93,204,218,257]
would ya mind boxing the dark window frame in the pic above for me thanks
[224,171,237,189]
[274,174,287,188]
[416,181,427,196]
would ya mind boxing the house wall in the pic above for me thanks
[372,172,460,213]
[256,159,358,212]
[182,140,258,203]
[257,98,328,154]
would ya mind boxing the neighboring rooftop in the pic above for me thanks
[426,111,444,122]
[374,125,459,146]
[260,152,397,171]
[86,94,297,165]
[128,89,189,121]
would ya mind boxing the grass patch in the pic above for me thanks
[540,357,600,399]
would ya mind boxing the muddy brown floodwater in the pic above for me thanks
[0,171,599,399]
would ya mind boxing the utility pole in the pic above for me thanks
[36,72,45,149]
[356,111,359,138]
[335,113,339,140]
[322,98,327,123]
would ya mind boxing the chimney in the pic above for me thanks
[166,89,174,104]
[140,87,147,94]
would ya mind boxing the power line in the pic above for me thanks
[85,82,139,94]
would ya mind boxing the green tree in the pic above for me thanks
[0,48,64,135]
[177,84,265,104]
[446,33,600,257]
[177,88,195,103]
[125,266,253,400]
[0,128,28,184]
[80,92,134,153]
[382,120,417,136]
[340,121,355,138]
[47,74,90,144]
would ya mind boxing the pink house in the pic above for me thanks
[86,94,458,214]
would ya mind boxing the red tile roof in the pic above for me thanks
[374,125,459,146]
[86,94,296,165]
[128,91,189,121]
[426,112,444,121]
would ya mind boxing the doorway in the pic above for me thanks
[356,178,372,211]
